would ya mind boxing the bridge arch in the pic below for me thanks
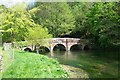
[39,46,50,53]
[24,47,32,52]
[53,44,66,51]
[18,38,89,52]
[84,45,90,50]
[70,44,82,51]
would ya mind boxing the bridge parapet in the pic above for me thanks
[50,38,66,43]
[49,38,81,43]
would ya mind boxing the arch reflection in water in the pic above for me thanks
[48,51,77,61]
[84,45,90,50]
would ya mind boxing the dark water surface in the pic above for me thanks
[43,50,119,78]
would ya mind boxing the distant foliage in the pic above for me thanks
[68,2,120,49]
[26,26,52,45]
[31,2,75,37]
[0,2,119,49]
[86,2,120,48]
[0,4,51,43]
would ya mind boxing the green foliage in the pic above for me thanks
[31,2,75,37]
[86,2,120,48]
[0,5,6,14]
[68,2,92,38]
[3,50,68,78]
[68,2,120,49]
[0,2,119,49]
[26,26,52,45]
[27,27,52,39]
[0,4,52,43]
[0,6,35,42]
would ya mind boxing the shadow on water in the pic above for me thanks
[45,50,119,78]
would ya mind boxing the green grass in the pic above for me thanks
[2,50,68,78]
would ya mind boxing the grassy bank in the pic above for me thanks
[2,50,68,78]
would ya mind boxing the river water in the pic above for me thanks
[43,50,119,78]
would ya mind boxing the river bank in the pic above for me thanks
[61,64,89,78]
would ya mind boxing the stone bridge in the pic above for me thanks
[15,38,90,52]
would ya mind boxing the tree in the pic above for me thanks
[26,26,52,53]
[68,2,93,38]
[86,2,120,49]
[30,2,75,37]
[0,4,37,42]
